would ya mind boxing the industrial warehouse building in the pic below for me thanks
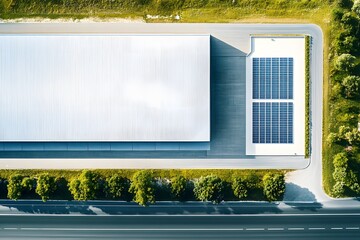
[0,33,305,156]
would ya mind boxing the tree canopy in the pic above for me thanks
[232,177,248,200]
[335,53,357,72]
[36,173,57,202]
[7,174,23,200]
[105,174,129,199]
[194,174,225,204]
[262,173,285,201]
[129,170,156,206]
[170,175,188,200]
[342,75,360,98]
[68,170,101,201]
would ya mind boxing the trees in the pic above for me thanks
[232,177,248,200]
[35,173,56,202]
[170,175,188,200]
[352,0,360,17]
[334,53,356,72]
[129,170,156,206]
[332,181,345,197]
[105,174,130,199]
[7,174,23,200]
[262,173,285,201]
[193,174,225,204]
[333,152,349,168]
[342,75,360,98]
[332,167,347,182]
[68,170,101,201]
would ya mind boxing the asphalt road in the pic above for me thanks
[1,200,360,239]
[1,214,359,239]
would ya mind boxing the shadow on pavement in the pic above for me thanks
[0,201,283,215]
[284,183,317,202]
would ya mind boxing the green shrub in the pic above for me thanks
[35,173,56,202]
[333,152,349,168]
[7,174,23,200]
[68,170,101,201]
[194,174,225,204]
[353,0,360,16]
[129,170,156,206]
[232,177,248,200]
[346,170,360,193]
[170,175,188,200]
[332,167,347,182]
[342,75,360,98]
[332,181,345,197]
[262,173,285,201]
[105,174,130,199]
[334,53,357,72]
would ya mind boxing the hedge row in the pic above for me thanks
[305,35,311,158]
[0,170,286,206]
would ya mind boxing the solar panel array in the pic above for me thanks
[252,57,294,144]
[252,102,293,144]
[253,58,293,99]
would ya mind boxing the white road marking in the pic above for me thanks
[309,227,325,230]
[331,227,343,230]
[4,228,17,230]
[345,227,359,230]
[245,228,264,231]
[16,228,246,231]
[288,228,304,230]
[268,228,284,231]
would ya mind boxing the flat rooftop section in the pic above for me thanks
[0,34,210,142]
[246,37,306,156]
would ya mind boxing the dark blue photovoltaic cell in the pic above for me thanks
[265,58,271,99]
[253,103,259,143]
[252,57,293,100]
[271,58,279,99]
[288,103,293,143]
[288,58,293,99]
[253,58,259,99]
[259,103,266,143]
[280,58,288,99]
[252,102,293,144]
[272,103,279,143]
[259,58,266,99]
[279,103,288,143]
[265,102,271,143]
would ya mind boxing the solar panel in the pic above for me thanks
[252,102,293,144]
[252,57,293,100]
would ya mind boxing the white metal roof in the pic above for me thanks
[0,34,210,142]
